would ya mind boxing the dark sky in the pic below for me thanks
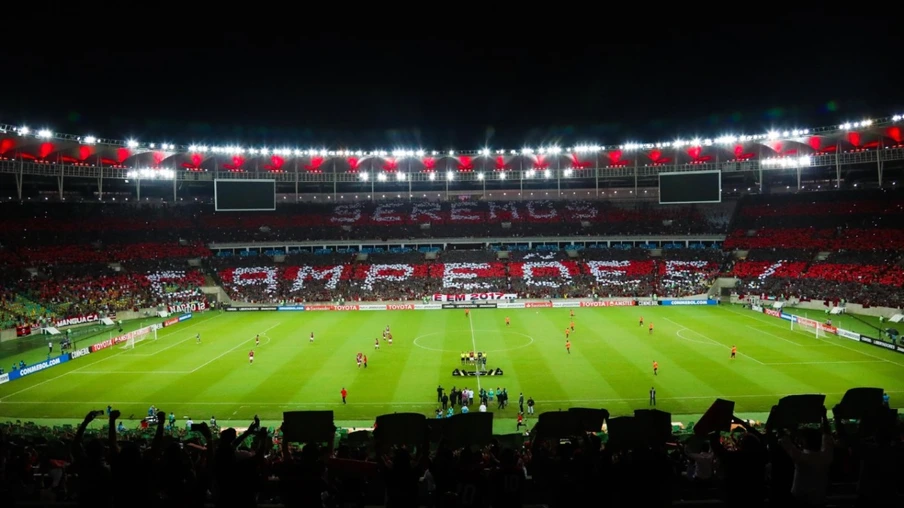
[3,17,900,152]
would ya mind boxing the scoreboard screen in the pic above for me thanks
[214,179,276,211]
[658,171,721,204]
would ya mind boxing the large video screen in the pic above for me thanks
[214,179,276,211]
[658,170,721,204]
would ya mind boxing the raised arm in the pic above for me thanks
[232,416,261,449]
[108,409,121,455]
[72,410,99,461]
[279,423,291,462]
[150,411,166,460]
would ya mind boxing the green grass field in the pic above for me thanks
[1,306,902,425]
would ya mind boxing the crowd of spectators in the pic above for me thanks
[5,190,904,324]
[212,248,725,303]
[725,190,904,251]
[725,191,904,308]
[0,200,733,253]
[0,261,208,326]
[1,398,900,507]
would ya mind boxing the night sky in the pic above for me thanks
[4,18,900,152]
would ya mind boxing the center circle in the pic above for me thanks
[412,329,535,353]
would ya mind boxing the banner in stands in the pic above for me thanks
[8,355,70,381]
[163,317,180,327]
[167,302,208,314]
[55,313,99,328]
[69,347,91,359]
[524,302,553,308]
[432,293,517,302]
[0,373,8,385]
[442,303,497,309]
[579,300,636,307]
[16,324,31,337]
[660,299,717,306]
[178,313,193,322]
[277,305,305,311]
[836,328,861,342]
[305,305,360,311]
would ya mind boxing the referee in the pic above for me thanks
[649,387,656,406]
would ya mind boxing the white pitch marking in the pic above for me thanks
[467,311,481,390]
[745,325,805,346]
[188,323,280,373]
[411,329,535,354]
[722,306,904,368]
[664,317,765,365]
[0,314,224,402]
[72,371,191,375]
[4,390,902,407]
[763,360,886,365]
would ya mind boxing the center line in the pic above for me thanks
[467,311,481,390]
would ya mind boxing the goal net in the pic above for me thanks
[790,318,823,339]
[121,326,158,349]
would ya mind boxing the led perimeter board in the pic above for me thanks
[214,179,276,211]
[658,170,721,204]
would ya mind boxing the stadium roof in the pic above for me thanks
[1,114,902,175]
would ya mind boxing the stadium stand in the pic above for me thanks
[210,246,725,303]
[0,395,899,507]
[728,190,904,308]
[4,190,904,321]
[0,200,731,250]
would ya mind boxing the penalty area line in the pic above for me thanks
[188,323,281,374]
[664,317,765,365]
[0,314,222,402]
[722,306,904,368]
[467,310,481,390]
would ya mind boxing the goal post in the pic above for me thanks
[121,326,158,349]
[790,318,822,338]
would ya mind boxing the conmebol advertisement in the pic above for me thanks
[69,347,91,359]
[660,299,717,306]
[8,355,70,381]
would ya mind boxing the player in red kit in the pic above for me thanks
[249,350,254,365]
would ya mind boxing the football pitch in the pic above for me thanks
[1,306,902,423]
